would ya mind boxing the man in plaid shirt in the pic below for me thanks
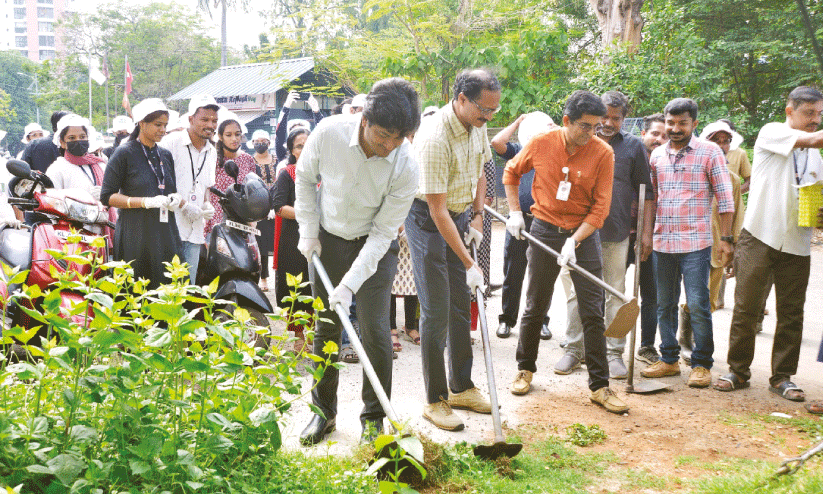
[641,98,735,388]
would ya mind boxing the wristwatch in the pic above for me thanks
[720,235,735,244]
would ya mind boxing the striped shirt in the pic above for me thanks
[649,135,734,253]
[413,103,492,212]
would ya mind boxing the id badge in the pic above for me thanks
[159,207,169,223]
[556,181,571,201]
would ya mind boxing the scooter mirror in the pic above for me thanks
[6,159,32,179]
[224,160,239,181]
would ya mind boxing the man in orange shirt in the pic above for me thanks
[503,90,628,413]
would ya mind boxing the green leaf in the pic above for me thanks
[86,292,113,309]
[397,436,426,464]
[204,434,233,453]
[145,353,173,372]
[185,481,204,490]
[144,327,172,348]
[46,453,86,486]
[178,357,210,373]
[69,425,98,444]
[129,459,151,476]
[148,302,184,322]
[365,457,391,476]
[26,464,53,475]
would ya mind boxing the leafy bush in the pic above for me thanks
[0,235,334,493]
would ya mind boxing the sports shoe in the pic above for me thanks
[423,401,464,431]
[554,353,582,375]
[590,387,629,414]
[447,387,491,414]
[636,346,660,365]
[609,357,628,380]
[511,370,533,395]
[640,360,681,378]
[687,366,712,388]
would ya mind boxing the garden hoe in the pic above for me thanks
[470,242,523,461]
[484,205,639,338]
[311,254,426,483]
[625,186,670,394]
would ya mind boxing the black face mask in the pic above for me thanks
[66,140,90,157]
[254,142,269,154]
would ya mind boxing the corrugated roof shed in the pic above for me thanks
[168,57,315,101]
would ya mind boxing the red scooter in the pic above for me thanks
[0,159,111,341]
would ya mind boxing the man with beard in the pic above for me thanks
[160,94,219,283]
[505,90,628,414]
[641,113,667,155]
[555,91,654,379]
[714,86,823,402]
[641,98,734,388]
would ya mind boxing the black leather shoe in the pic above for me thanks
[540,323,552,340]
[299,414,336,446]
[496,322,512,338]
[360,419,384,444]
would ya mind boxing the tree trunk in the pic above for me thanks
[589,0,644,51]
[221,0,227,66]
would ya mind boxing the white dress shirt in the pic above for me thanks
[744,121,822,256]
[295,113,419,292]
[161,130,216,244]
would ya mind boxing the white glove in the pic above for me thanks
[181,202,202,222]
[297,237,321,261]
[506,211,526,240]
[328,284,353,316]
[285,91,299,108]
[464,226,483,248]
[267,209,277,220]
[0,218,22,229]
[307,93,320,113]
[557,237,577,267]
[200,202,215,221]
[166,193,183,211]
[143,195,170,209]
[466,263,486,293]
[90,185,101,201]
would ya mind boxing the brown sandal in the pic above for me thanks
[404,328,421,345]
[804,401,823,415]
[391,330,402,352]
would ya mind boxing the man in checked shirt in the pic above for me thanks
[641,98,734,388]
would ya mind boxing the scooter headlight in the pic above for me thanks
[65,197,100,224]
[216,235,233,259]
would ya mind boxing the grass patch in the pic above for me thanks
[565,423,607,447]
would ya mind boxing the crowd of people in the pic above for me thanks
[2,68,822,446]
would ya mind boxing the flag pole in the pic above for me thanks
[88,53,93,123]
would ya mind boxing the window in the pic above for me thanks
[38,0,54,4]
[39,50,55,60]
[14,8,25,19]
[15,22,26,34]
[37,7,53,18]
[14,0,26,5]
[38,35,53,46]
[15,36,27,48]
[39,22,52,33]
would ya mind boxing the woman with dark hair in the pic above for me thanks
[272,127,313,351]
[101,98,185,290]
[204,118,258,234]
[251,129,275,291]
[47,114,105,199]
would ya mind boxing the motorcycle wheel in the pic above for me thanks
[217,304,272,349]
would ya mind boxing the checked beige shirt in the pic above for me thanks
[413,103,492,213]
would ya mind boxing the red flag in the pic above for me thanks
[101,54,109,79]
[125,56,133,95]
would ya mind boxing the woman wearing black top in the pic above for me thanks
[101,98,185,290]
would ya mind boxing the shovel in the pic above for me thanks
[625,185,671,394]
[469,242,523,460]
[484,205,639,338]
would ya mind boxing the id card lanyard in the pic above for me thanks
[141,143,169,223]
[556,166,571,201]
[793,150,808,185]
[187,145,209,202]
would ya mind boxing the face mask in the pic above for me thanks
[66,140,90,157]
[254,142,269,154]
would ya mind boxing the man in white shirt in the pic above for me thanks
[160,94,218,283]
[294,78,420,445]
[715,86,823,401]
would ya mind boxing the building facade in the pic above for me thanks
[2,0,77,62]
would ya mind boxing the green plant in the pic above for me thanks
[365,432,427,494]
[564,423,607,447]
[0,234,333,492]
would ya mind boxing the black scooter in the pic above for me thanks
[197,160,274,346]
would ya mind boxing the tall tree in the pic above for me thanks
[0,51,40,157]
[197,0,252,66]
[588,0,644,50]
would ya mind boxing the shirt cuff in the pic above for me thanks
[299,222,320,239]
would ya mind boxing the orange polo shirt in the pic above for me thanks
[503,127,614,230]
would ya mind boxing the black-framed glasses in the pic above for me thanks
[575,121,603,134]
[470,99,501,116]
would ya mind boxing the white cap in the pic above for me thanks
[178,111,192,130]
[108,115,134,134]
[87,126,106,152]
[699,120,743,150]
[287,119,310,134]
[351,94,367,108]
[187,93,219,115]
[518,111,555,146]
[21,123,47,143]
[132,98,168,124]
[246,129,271,150]
[53,114,90,146]
[165,110,182,131]
[216,107,247,134]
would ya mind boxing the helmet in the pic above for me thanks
[226,172,270,223]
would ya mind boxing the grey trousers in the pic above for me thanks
[405,199,475,404]
[310,228,399,426]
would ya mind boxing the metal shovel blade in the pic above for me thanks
[626,379,672,394]
[473,441,523,460]
[602,298,640,338]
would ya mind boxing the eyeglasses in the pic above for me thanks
[470,99,501,116]
[575,121,604,134]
